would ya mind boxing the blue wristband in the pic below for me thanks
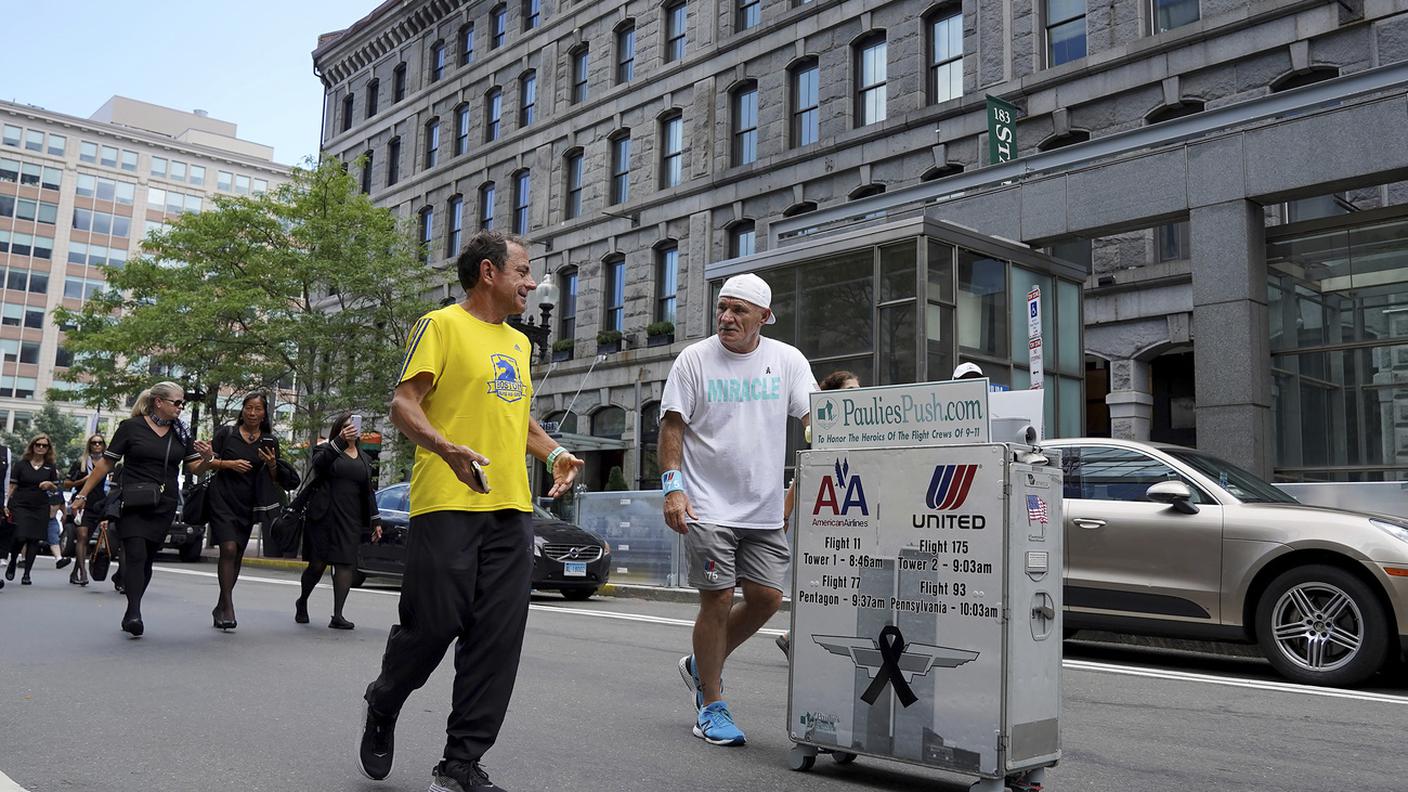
[661,470,684,495]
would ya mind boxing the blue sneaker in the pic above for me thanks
[678,654,704,711]
[693,701,746,746]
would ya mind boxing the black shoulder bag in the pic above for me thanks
[122,430,173,513]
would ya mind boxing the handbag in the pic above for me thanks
[90,522,112,581]
[122,431,173,513]
[181,480,210,525]
[267,464,322,558]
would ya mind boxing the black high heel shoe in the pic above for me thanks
[212,608,236,631]
[21,573,31,585]
[294,599,310,624]
[121,617,144,637]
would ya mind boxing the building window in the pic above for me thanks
[170,161,187,182]
[928,8,963,104]
[491,4,507,48]
[418,207,434,263]
[660,113,683,188]
[393,63,408,102]
[520,71,537,126]
[1045,0,1086,66]
[790,59,820,147]
[120,149,138,172]
[1152,0,1199,33]
[23,130,42,152]
[564,150,584,220]
[656,243,678,323]
[100,145,118,168]
[610,132,631,204]
[431,40,447,82]
[737,0,760,31]
[425,119,440,169]
[616,22,636,83]
[387,137,401,186]
[151,156,168,178]
[604,255,625,332]
[47,134,66,157]
[513,169,530,234]
[361,151,374,193]
[190,165,205,186]
[523,0,540,29]
[79,141,97,163]
[559,266,578,339]
[486,88,503,141]
[664,2,687,63]
[572,46,590,104]
[729,221,755,257]
[1,126,18,147]
[1146,99,1205,124]
[479,181,496,228]
[732,82,758,166]
[217,170,233,191]
[455,103,471,156]
[460,23,475,64]
[235,174,251,194]
[855,34,887,127]
[366,79,380,117]
[342,94,355,132]
[1155,221,1190,263]
[448,194,464,257]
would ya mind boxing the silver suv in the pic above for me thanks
[1047,438,1408,686]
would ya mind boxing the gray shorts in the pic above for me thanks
[685,522,790,592]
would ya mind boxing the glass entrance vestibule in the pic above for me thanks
[706,217,1087,436]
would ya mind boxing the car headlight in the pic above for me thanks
[533,535,546,557]
[1369,518,1408,543]
[603,542,611,556]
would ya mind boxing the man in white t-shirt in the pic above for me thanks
[659,272,816,747]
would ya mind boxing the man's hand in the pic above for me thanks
[371,525,383,543]
[663,490,697,535]
[441,444,491,492]
[548,452,584,498]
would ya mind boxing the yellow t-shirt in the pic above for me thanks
[398,304,534,515]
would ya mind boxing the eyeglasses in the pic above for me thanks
[158,397,187,408]
[89,441,105,446]
[32,442,50,448]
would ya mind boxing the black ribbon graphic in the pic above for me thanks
[861,625,919,708]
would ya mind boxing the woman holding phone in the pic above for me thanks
[206,392,296,630]
[295,411,381,629]
[5,434,62,586]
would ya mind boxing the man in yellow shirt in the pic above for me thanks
[358,230,583,792]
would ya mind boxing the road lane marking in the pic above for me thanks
[154,565,1408,705]
[0,769,31,791]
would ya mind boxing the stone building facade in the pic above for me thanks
[314,0,1408,485]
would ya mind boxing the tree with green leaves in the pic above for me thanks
[53,156,439,472]
[0,401,84,467]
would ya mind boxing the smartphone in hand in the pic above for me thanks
[468,459,491,494]
[350,414,363,434]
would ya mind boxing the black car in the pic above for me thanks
[358,483,611,600]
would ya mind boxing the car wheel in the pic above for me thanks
[349,570,367,589]
[560,587,597,601]
[178,538,203,563]
[1255,564,1390,687]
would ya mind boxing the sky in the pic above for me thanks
[1,0,377,166]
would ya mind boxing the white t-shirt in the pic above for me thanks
[660,335,816,529]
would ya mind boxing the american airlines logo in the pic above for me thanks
[925,465,978,511]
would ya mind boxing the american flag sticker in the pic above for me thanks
[1026,494,1049,525]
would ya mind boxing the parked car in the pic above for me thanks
[1047,438,1408,686]
[358,483,611,600]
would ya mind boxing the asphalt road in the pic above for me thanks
[2,556,1405,792]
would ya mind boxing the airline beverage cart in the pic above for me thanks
[788,379,1062,792]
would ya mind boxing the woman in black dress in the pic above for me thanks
[73,381,214,637]
[64,433,110,586]
[295,412,381,629]
[206,393,296,630]
[4,435,62,586]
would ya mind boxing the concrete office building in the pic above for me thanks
[0,96,291,436]
[314,0,1408,486]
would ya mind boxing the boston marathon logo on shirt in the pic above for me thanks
[706,376,782,403]
[486,353,526,403]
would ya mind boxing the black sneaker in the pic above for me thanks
[357,697,397,781]
[429,760,506,792]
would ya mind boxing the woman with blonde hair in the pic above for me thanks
[73,382,214,637]
[4,434,62,586]
[64,433,111,586]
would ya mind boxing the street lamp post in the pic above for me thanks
[509,269,559,364]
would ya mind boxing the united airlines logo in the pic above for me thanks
[926,464,978,511]
[813,458,869,516]
[486,354,526,403]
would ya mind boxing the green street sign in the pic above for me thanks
[986,95,1019,165]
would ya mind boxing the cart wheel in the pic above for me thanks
[788,746,816,772]
[830,751,857,765]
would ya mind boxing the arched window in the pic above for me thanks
[591,406,626,439]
